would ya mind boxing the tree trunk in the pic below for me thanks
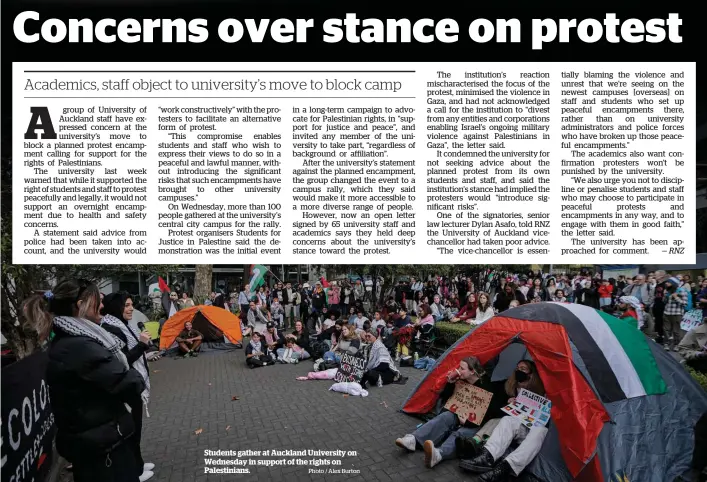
[194,265,213,299]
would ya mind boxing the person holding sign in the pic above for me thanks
[395,357,506,469]
[461,360,548,482]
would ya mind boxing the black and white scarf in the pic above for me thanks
[54,316,129,369]
[249,339,263,355]
[101,314,151,403]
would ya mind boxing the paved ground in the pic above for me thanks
[127,349,477,482]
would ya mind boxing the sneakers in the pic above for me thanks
[139,470,154,482]
[423,440,442,468]
[395,434,416,452]
[673,346,680,352]
[182,352,191,358]
[663,345,671,351]
[190,351,198,357]
[143,463,155,472]
[459,448,495,473]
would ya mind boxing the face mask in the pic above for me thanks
[515,370,530,383]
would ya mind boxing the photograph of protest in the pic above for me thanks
[2,263,706,482]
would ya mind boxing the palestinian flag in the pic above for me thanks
[554,303,666,401]
[249,265,267,290]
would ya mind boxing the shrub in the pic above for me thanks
[436,322,472,346]
[686,366,707,392]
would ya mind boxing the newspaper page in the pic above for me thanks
[2,4,705,482]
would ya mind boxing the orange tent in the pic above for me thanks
[159,305,242,350]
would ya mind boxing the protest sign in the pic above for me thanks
[681,309,704,332]
[443,381,493,425]
[334,353,366,384]
[1,351,56,482]
[501,388,552,428]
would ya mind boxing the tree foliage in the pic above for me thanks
[2,148,183,357]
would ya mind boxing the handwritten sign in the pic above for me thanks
[334,353,366,384]
[681,309,705,332]
[501,388,551,428]
[443,381,493,425]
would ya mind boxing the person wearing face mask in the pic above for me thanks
[395,356,506,469]
[26,280,146,482]
[461,360,547,482]
[101,292,155,481]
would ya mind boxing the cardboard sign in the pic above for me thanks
[681,309,705,332]
[443,381,493,425]
[501,388,552,428]
[334,353,366,384]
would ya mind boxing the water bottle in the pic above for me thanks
[413,352,419,361]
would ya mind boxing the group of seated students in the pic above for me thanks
[395,357,547,482]
[243,303,426,387]
[245,320,311,367]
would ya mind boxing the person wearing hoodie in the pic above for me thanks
[100,292,155,482]
[460,360,547,482]
[395,357,506,469]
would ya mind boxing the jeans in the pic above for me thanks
[599,297,612,307]
[485,416,548,476]
[276,347,310,360]
[412,410,479,460]
[323,351,341,364]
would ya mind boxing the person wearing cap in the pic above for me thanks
[663,276,688,351]
[263,322,285,352]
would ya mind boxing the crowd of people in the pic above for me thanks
[223,270,706,373]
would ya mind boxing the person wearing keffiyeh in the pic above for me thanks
[618,296,644,330]
[100,291,155,481]
[25,280,146,482]
[360,331,401,388]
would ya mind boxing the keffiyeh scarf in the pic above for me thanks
[101,314,151,403]
[619,296,644,328]
[54,316,129,369]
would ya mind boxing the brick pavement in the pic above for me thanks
[134,349,478,482]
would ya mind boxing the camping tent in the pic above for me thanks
[401,302,707,482]
[159,305,243,350]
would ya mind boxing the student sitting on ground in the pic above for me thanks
[245,332,274,368]
[323,324,361,363]
[175,321,203,358]
[360,331,402,388]
[474,292,495,325]
[460,360,548,482]
[263,322,285,353]
[244,301,269,337]
[395,357,506,468]
[289,320,311,356]
[351,310,369,330]
[451,294,477,323]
